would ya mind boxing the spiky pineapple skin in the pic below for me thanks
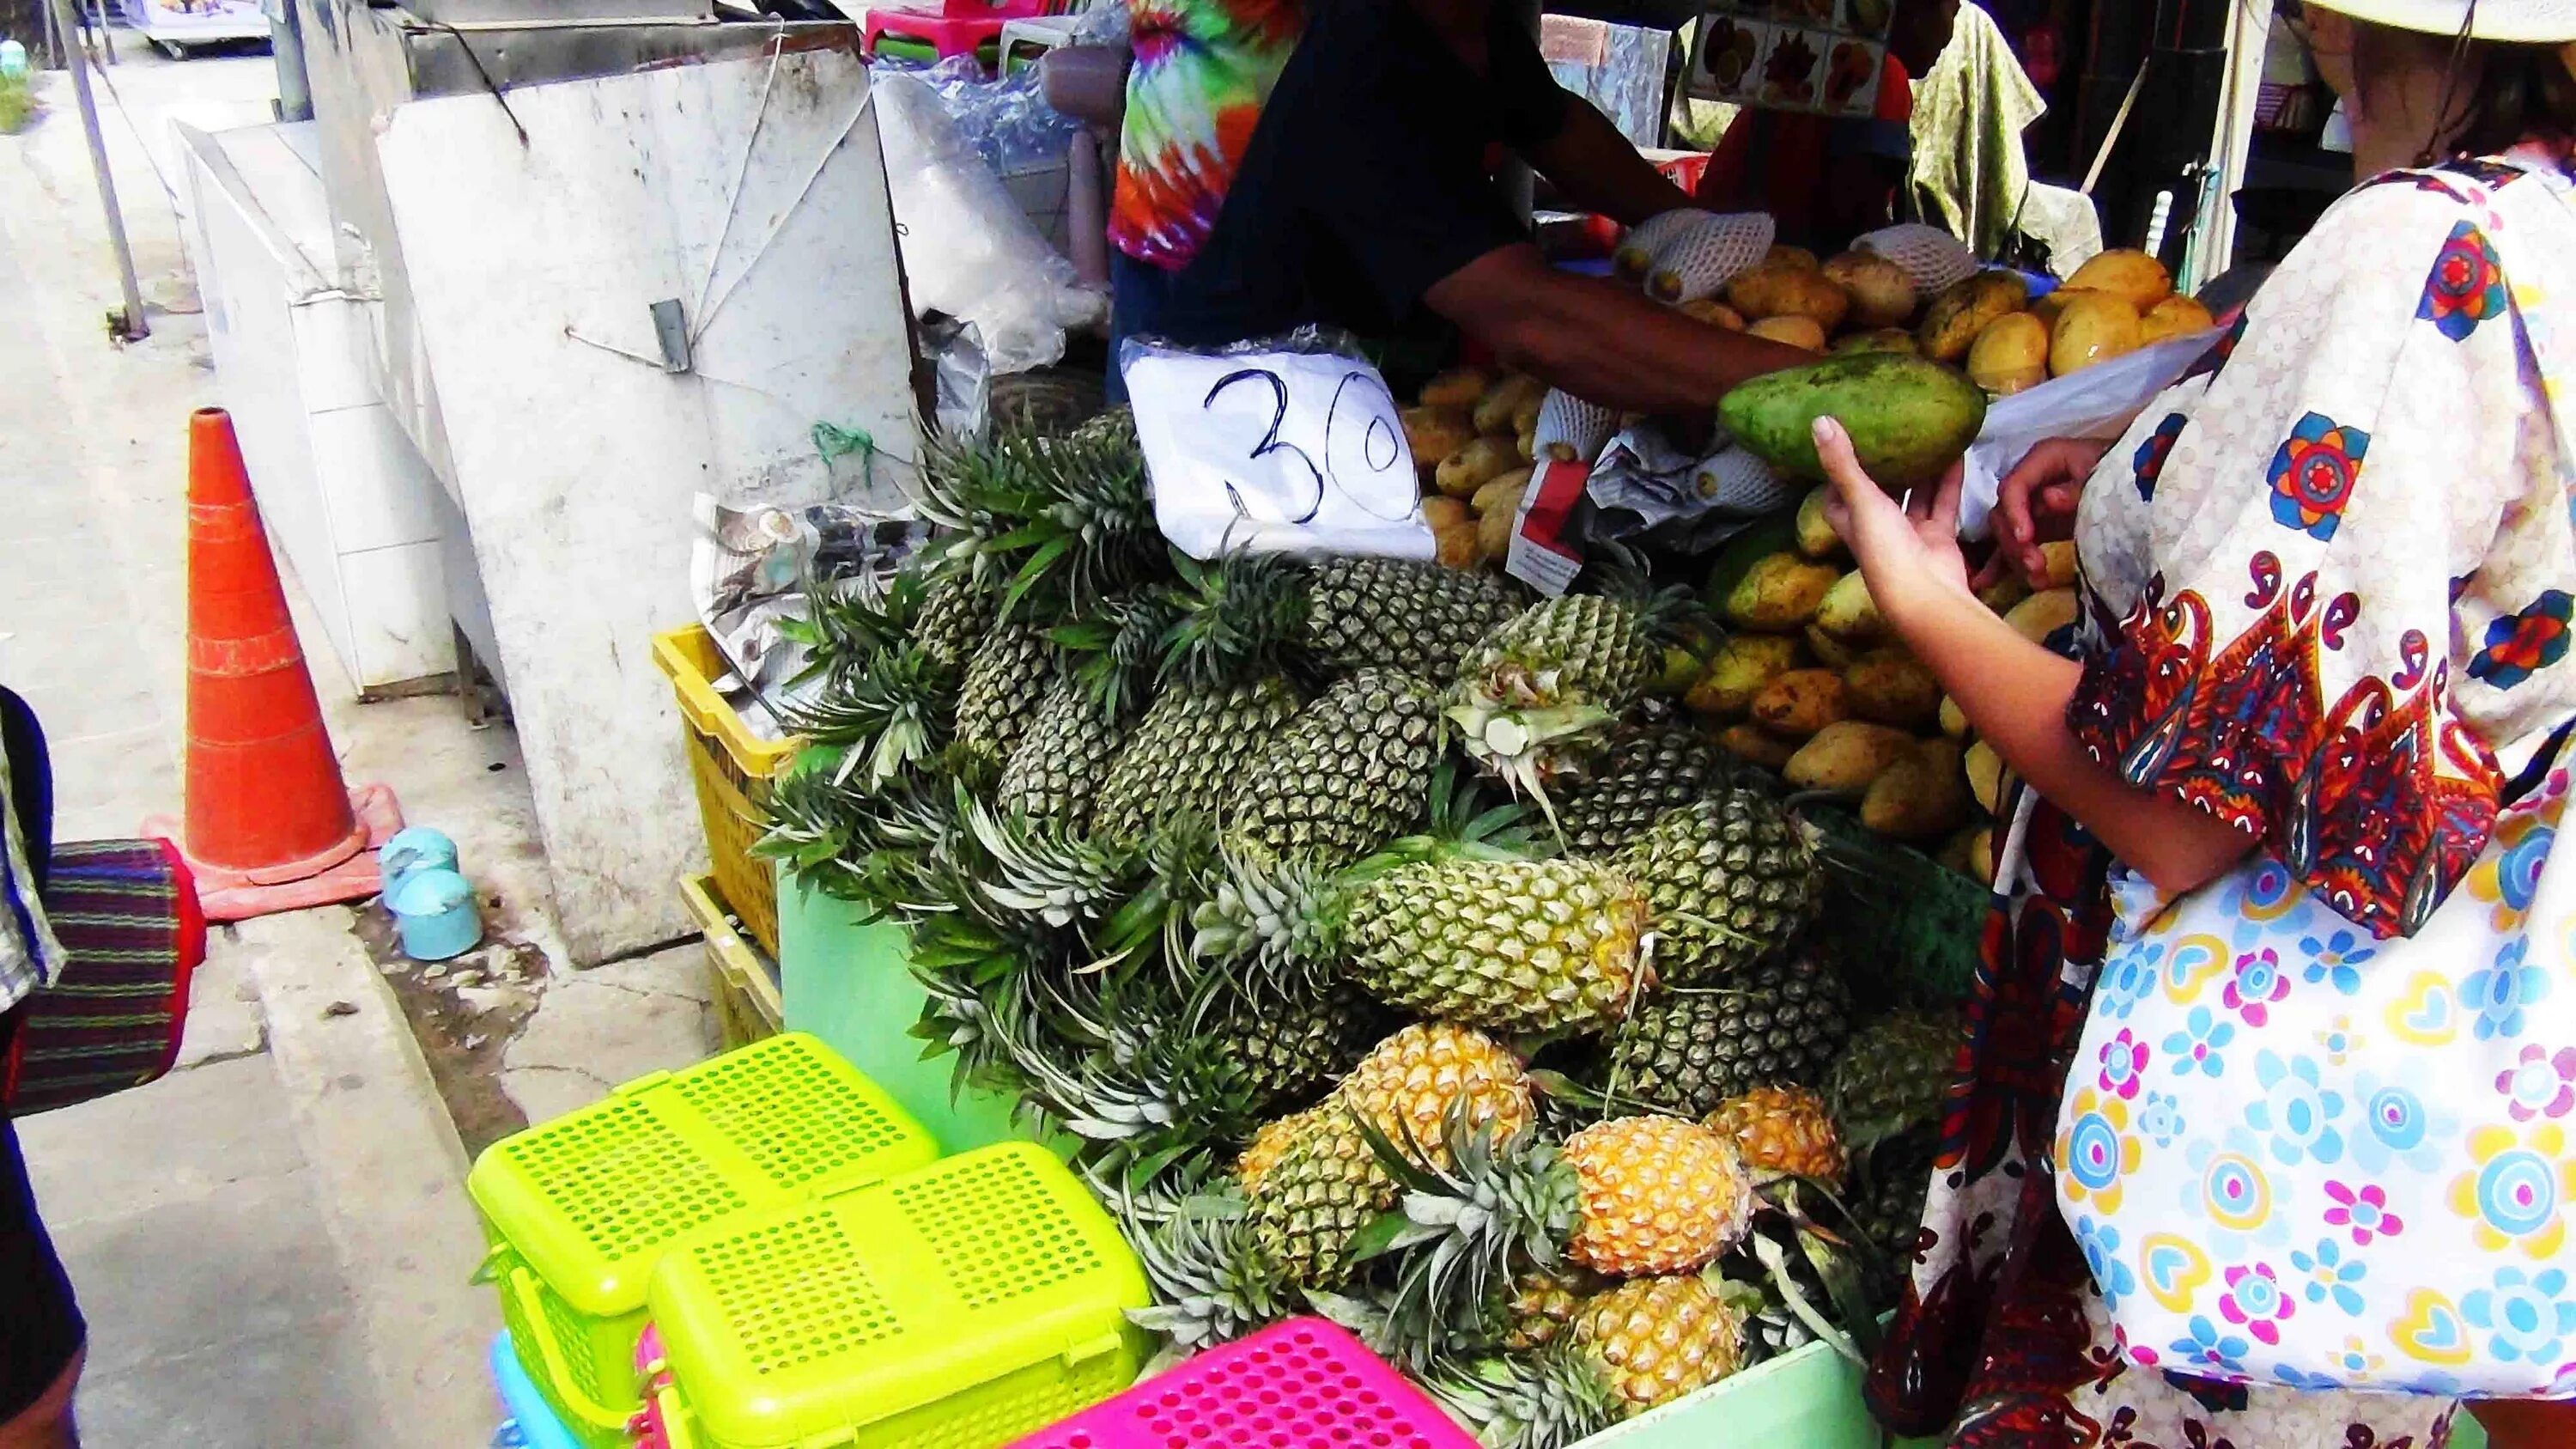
[1226,669,1443,870]
[1573,1275,1748,1414]
[951,621,1054,770]
[1826,1011,1959,1148]
[1854,1129,1940,1270]
[1091,676,1303,843]
[996,680,1121,830]
[914,570,999,674]
[1613,790,1822,983]
[1460,594,1657,715]
[1246,1023,1532,1288]
[1346,858,1651,1035]
[1706,1086,1849,1184]
[1506,1265,1609,1351]
[1237,1106,1321,1195]
[1560,1117,1753,1277]
[1601,953,1852,1119]
[1552,726,1738,855]
[1302,557,1525,679]
[1207,979,1382,1115]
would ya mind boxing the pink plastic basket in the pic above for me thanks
[1006,1318,1474,1449]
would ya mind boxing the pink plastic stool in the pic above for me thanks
[862,10,1008,58]
[628,1324,674,1449]
[1007,1318,1475,1449]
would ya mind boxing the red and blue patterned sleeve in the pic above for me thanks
[2065,169,2566,940]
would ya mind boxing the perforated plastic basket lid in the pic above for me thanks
[648,1142,1151,1449]
[467,1032,939,1316]
[1009,1318,1478,1449]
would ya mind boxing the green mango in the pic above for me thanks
[1718,354,1989,492]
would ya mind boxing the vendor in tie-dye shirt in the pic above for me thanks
[1110,0,1303,271]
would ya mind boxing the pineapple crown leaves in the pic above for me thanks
[781,645,952,794]
[1049,587,1184,721]
[1742,1221,1881,1368]
[1188,844,1342,988]
[910,424,1166,624]
[961,787,1144,937]
[1157,549,1312,690]
[1444,697,1617,845]
[782,565,930,683]
[1118,1183,1295,1366]
[1416,1346,1625,1449]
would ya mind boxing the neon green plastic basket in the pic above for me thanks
[469,1033,941,1448]
[647,1142,1150,1449]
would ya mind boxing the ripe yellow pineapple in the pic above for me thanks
[1340,1020,1538,1165]
[1561,1117,1756,1277]
[1506,1263,1608,1350]
[1705,1086,1850,1185]
[1237,1107,1320,1194]
[1572,1274,1748,1413]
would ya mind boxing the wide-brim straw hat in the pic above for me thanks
[2314,0,2576,42]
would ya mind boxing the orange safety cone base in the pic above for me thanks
[143,784,406,922]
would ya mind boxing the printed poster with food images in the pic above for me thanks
[1688,0,1887,117]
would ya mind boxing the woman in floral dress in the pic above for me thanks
[1813,4,2576,1446]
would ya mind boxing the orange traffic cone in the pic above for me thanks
[159,409,403,920]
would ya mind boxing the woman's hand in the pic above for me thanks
[1813,417,1974,629]
[1974,436,2113,591]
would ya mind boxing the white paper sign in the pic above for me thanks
[1123,343,1437,561]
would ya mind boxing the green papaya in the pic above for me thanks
[1718,354,1989,492]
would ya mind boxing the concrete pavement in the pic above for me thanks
[2,35,722,1446]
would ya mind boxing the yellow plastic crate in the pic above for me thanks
[652,626,800,959]
[470,1034,940,1447]
[680,874,781,1050]
[648,1142,1150,1449]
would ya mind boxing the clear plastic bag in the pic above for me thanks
[1958,326,2218,538]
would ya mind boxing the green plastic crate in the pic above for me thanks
[779,872,1072,1157]
[469,1033,942,1446]
[648,1142,1150,1449]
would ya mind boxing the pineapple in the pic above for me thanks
[1599,953,1853,1119]
[1206,977,1382,1116]
[951,621,1055,772]
[1572,1275,1749,1414]
[1613,790,1823,984]
[1559,1117,1755,1277]
[1425,1346,1625,1449]
[1344,857,1652,1035]
[1506,1264,1609,1350]
[1226,669,1444,871]
[1091,677,1303,843]
[1826,1010,1959,1153]
[1449,594,1661,805]
[1237,1107,1318,1194]
[913,568,999,673]
[912,423,1165,622]
[996,679,1123,831]
[1850,1129,1940,1269]
[1303,556,1528,677]
[1705,1086,1849,1185]
[1550,725,1739,855]
[1245,1024,1533,1289]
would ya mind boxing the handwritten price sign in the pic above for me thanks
[1123,341,1437,561]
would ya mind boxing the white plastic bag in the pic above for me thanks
[872,72,1105,375]
[1959,327,2219,539]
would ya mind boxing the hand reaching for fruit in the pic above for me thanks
[1812,417,1975,628]
[1972,436,2111,592]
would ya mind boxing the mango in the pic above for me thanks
[1436,436,1522,499]
[1718,354,1990,492]
[1717,723,1801,770]
[1918,271,2030,362]
[1832,328,1919,356]
[2005,587,2081,644]
[1794,486,1844,558]
[1746,315,1829,352]
[1729,263,1851,332]
[1822,252,1919,330]
[1419,368,1492,411]
[1473,470,1533,517]
[2140,295,2216,344]
[1967,312,2050,396]
[1752,668,1852,736]
[1844,648,1941,729]
[2067,248,2173,313]
[1687,633,1805,718]
[1681,296,1748,330]
[1724,552,1843,631]
[1478,502,1516,563]
[1766,245,1821,270]
[1403,407,1475,475]
[1812,569,1886,642]
[1473,375,1548,436]
[1862,740,1972,839]
[1965,740,2012,814]
[2050,292,2143,377]
[1434,519,1480,569]
[1784,721,1915,792]
[1421,496,1469,532]
[1938,694,1970,739]
[1804,624,1858,671]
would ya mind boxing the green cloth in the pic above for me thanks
[1905,3,2044,260]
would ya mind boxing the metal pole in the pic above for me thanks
[269,0,310,122]
[44,0,147,339]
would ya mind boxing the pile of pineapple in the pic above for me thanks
[762,415,1968,1447]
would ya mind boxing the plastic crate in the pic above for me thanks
[652,626,799,959]
[648,1142,1150,1449]
[470,1034,941,1447]
[681,874,782,1050]
[1009,1318,1474,1449]
[1806,807,1991,1008]
[491,1332,588,1449]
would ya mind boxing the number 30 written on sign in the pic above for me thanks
[1200,367,1416,527]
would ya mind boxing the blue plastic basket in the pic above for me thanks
[493,1332,589,1449]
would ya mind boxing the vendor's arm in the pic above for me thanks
[1813,423,2255,896]
[1523,99,1695,228]
[1426,244,1817,411]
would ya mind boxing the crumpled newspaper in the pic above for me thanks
[1583,420,1804,554]
[690,496,932,737]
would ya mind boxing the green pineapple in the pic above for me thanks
[1449,594,1661,807]
[1613,790,1823,984]
[1826,1011,1960,1154]
[1204,977,1383,1115]
[1343,857,1652,1035]
[913,421,1166,623]
[950,621,1055,772]
[1599,953,1853,1119]
[912,569,999,673]
[1850,1128,1941,1275]
[1162,552,1526,685]
[1225,669,1443,871]
[996,680,1123,831]
[1551,725,1740,855]
[1091,677,1304,844]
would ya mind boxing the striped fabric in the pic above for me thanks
[2,840,204,1117]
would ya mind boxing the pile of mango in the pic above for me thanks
[1400,369,1549,571]
[1687,487,2079,882]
